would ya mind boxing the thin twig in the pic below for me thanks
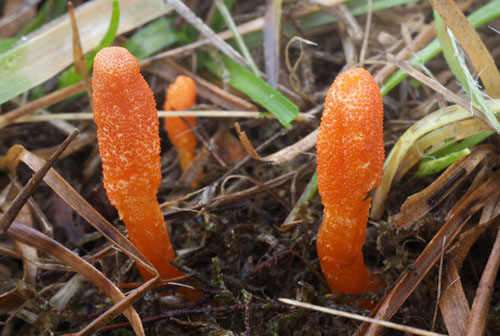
[244,293,253,336]
[12,111,315,123]
[95,302,287,333]
[432,236,446,331]
[0,82,86,129]
[385,53,485,121]
[179,116,227,168]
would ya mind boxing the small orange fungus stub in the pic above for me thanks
[316,68,384,295]
[164,76,198,172]
[92,47,183,282]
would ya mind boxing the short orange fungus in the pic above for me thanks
[92,46,183,282]
[163,76,197,171]
[316,68,384,295]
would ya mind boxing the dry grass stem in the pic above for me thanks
[279,298,447,336]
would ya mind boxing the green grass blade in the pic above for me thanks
[421,130,493,163]
[205,54,298,128]
[19,0,68,37]
[87,0,120,60]
[57,0,120,90]
[283,171,318,226]
[414,148,471,178]
[124,17,186,60]
[215,0,260,76]
[294,0,420,31]
[416,9,500,176]
[0,38,18,55]
[211,0,235,32]
[381,0,500,96]
[414,130,493,178]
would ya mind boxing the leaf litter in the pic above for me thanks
[1,0,500,335]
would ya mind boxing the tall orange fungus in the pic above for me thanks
[92,46,183,282]
[163,76,197,171]
[316,68,384,295]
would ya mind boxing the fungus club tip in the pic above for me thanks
[93,46,140,80]
[316,68,384,296]
[93,47,161,207]
[165,75,197,111]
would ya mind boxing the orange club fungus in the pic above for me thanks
[163,75,198,172]
[92,46,183,283]
[316,68,385,295]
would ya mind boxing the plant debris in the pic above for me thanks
[1,0,500,335]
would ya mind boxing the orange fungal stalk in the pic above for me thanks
[92,47,183,282]
[316,68,384,295]
[163,76,198,171]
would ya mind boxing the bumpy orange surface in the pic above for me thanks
[93,47,183,282]
[163,76,197,171]
[316,68,384,295]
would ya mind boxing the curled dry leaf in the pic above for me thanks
[235,122,318,165]
[394,145,496,229]
[4,219,145,336]
[393,118,493,184]
[234,122,262,161]
[372,99,500,220]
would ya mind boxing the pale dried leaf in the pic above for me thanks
[439,262,470,336]
[5,220,145,336]
[0,0,172,104]
[361,169,500,335]
[430,0,500,97]
[465,228,500,335]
